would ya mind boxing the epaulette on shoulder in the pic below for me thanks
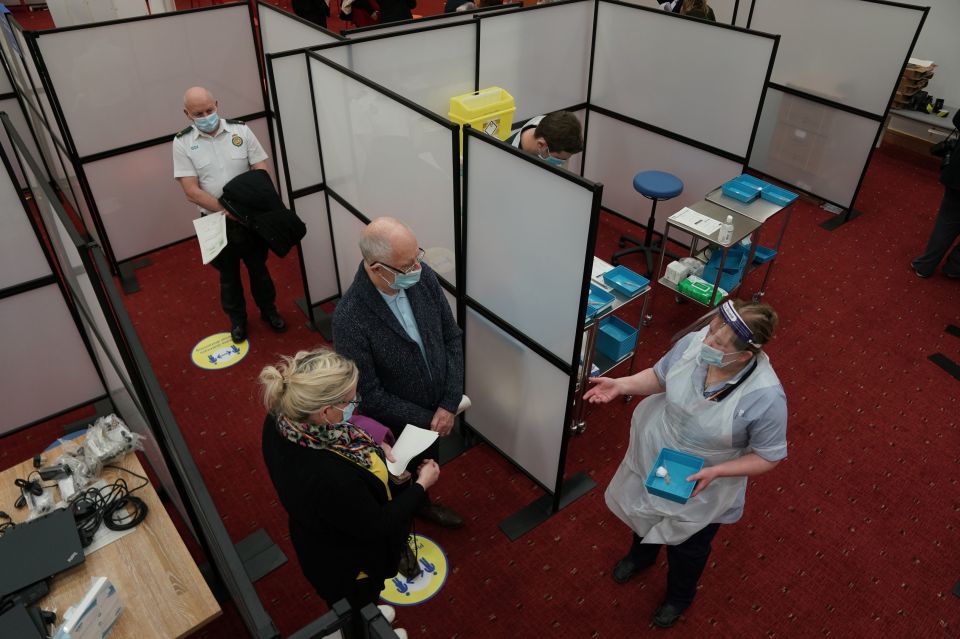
[225,118,245,125]
[175,125,193,138]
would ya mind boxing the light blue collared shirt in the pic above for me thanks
[378,288,430,376]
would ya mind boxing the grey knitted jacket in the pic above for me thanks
[332,263,464,432]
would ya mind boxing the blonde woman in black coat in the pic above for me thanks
[260,348,439,638]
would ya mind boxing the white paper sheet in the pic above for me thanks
[192,213,227,264]
[387,426,439,476]
[456,394,471,415]
[669,207,723,236]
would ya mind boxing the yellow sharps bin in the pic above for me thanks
[448,87,515,155]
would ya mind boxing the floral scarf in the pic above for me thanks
[276,414,384,469]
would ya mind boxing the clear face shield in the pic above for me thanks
[669,300,761,351]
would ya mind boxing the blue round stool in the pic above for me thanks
[612,170,684,277]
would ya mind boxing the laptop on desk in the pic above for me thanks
[0,507,85,602]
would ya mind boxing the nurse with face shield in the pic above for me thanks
[583,299,788,629]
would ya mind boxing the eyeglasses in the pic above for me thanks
[344,393,362,407]
[376,248,425,276]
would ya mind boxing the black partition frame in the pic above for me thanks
[461,127,602,538]
[742,0,928,226]
[10,2,274,283]
[1,111,285,639]
[579,0,779,229]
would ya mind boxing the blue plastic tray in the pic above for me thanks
[585,283,615,320]
[721,181,760,203]
[751,244,777,264]
[759,184,798,207]
[602,265,649,297]
[596,315,638,361]
[645,448,705,504]
[731,174,769,192]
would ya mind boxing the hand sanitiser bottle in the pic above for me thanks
[717,215,734,244]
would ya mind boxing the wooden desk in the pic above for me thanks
[0,446,221,639]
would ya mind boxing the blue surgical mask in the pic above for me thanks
[544,155,565,168]
[194,111,220,133]
[699,342,740,368]
[340,401,356,422]
[390,269,421,290]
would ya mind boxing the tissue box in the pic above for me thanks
[664,260,690,285]
[678,275,727,305]
[644,448,705,504]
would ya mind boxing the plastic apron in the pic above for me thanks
[605,329,780,544]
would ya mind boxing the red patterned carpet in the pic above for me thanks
[96,145,960,638]
[3,7,959,636]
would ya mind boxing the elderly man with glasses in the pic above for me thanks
[332,217,465,529]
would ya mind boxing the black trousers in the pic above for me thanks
[210,221,277,325]
[627,523,722,609]
[913,187,960,278]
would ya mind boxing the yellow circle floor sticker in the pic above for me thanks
[190,333,249,370]
[380,534,448,606]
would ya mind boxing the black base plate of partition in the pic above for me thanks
[499,472,596,541]
[820,209,862,230]
[295,297,334,341]
[928,353,960,381]
[118,258,152,294]
[235,528,287,582]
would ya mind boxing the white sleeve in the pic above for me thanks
[243,125,269,166]
[172,137,197,179]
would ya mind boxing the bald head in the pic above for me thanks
[183,86,218,125]
[184,87,215,108]
[359,217,418,265]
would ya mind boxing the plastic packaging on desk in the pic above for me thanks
[52,415,143,491]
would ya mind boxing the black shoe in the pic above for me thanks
[911,263,931,279]
[652,602,686,628]
[397,542,420,580]
[261,311,287,333]
[230,321,247,343]
[612,555,647,584]
[416,502,464,529]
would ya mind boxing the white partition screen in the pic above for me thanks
[295,190,339,302]
[328,196,366,294]
[340,24,475,117]
[83,116,273,262]
[270,54,324,192]
[465,133,593,362]
[749,0,924,117]
[0,149,48,288]
[309,55,458,287]
[35,5,264,158]
[478,1,592,122]
[749,88,881,208]
[592,1,775,158]
[259,2,341,55]
[0,285,103,434]
[465,308,569,489]
[584,110,741,237]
